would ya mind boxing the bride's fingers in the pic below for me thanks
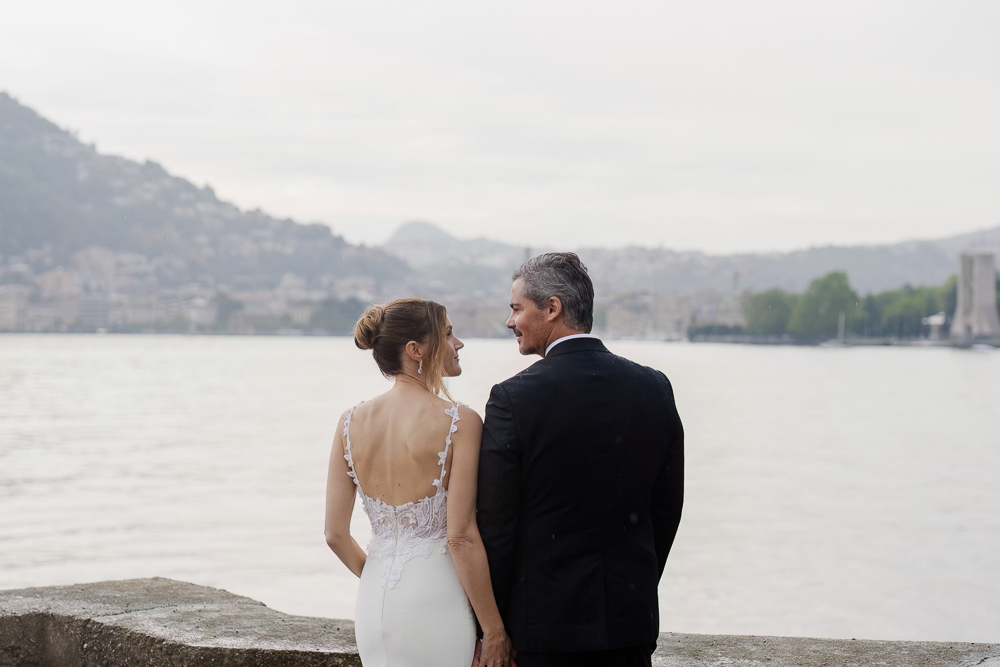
[470,640,481,667]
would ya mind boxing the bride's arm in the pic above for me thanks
[447,406,512,666]
[324,412,366,578]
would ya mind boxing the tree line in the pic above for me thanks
[739,271,995,340]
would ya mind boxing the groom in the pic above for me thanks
[477,252,684,667]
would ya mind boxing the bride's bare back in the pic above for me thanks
[347,389,458,506]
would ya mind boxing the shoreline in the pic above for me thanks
[2,329,998,349]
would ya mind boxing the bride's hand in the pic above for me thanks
[471,638,482,667]
[478,629,513,667]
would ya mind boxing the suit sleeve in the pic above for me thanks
[476,383,522,618]
[651,373,684,578]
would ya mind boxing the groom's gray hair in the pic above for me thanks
[512,252,595,332]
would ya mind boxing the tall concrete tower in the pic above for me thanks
[949,253,1000,341]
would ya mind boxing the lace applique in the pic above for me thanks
[344,402,464,589]
[343,406,360,488]
[361,492,450,589]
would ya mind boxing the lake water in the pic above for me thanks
[1,334,998,643]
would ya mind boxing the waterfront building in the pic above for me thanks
[949,253,1000,341]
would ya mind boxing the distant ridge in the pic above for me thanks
[382,221,530,296]
[381,221,1000,295]
[386,221,456,246]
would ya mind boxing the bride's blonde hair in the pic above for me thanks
[354,298,453,400]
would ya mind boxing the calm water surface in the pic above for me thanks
[1,334,998,642]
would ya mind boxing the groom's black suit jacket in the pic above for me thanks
[477,337,684,654]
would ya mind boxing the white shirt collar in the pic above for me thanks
[545,333,601,357]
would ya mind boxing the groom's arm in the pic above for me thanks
[651,374,685,579]
[477,383,522,619]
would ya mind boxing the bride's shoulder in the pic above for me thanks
[433,397,482,427]
[337,397,371,427]
[454,403,483,430]
[333,405,354,445]
[341,398,366,417]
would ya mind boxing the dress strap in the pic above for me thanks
[343,402,364,489]
[433,403,463,490]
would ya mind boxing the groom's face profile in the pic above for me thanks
[507,278,555,356]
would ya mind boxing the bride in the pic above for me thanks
[325,298,514,667]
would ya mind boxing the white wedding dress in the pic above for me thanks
[344,402,477,666]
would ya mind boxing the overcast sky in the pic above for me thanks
[2,1,998,253]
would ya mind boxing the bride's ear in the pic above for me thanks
[404,340,422,363]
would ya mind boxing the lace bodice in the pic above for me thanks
[344,402,463,589]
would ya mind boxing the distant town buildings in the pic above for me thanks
[0,246,379,334]
[5,243,999,345]
[1,217,998,343]
[599,291,746,340]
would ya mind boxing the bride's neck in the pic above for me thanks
[393,373,430,393]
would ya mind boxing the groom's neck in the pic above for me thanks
[540,323,588,357]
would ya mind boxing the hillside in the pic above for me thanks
[0,92,406,291]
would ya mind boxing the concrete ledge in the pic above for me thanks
[654,633,1000,667]
[0,578,358,666]
[2,578,998,666]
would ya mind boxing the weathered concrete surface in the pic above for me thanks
[2,578,998,666]
[0,578,358,666]
[652,633,1000,666]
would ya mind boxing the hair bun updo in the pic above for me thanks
[354,304,386,350]
[353,298,454,400]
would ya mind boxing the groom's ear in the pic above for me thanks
[545,296,564,322]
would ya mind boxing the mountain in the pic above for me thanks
[0,92,406,291]
[381,221,1000,297]
[383,221,531,297]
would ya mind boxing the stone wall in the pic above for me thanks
[2,578,997,667]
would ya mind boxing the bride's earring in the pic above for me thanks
[417,360,423,374]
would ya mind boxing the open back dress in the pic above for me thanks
[343,402,476,666]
